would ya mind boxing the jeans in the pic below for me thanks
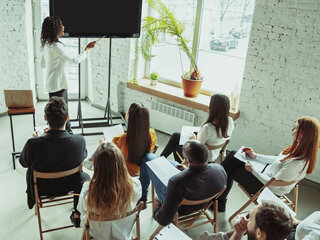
[218,150,264,203]
[145,158,171,203]
[160,132,183,163]
[49,89,73,134]
[139,153,158,198]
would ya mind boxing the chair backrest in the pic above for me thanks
[4,90,34,108]
[88,201,144,221]
[33,165,82,183]
[180,186,226,206]
[82,202,144,240]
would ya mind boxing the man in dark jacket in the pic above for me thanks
[19,97,89,227]
[154,140,227,226]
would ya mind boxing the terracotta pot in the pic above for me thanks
[181,77,203,97]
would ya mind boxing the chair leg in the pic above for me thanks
[136,214,140,240]
[293,185,299,212]
[9,115,16,170]
[214,200,218,233]
[32,112,36,128]
[152,185,155,213]
[35,204,43,240]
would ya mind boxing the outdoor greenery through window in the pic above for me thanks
[144,0,255,96]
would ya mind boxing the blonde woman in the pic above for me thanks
[78,142,141,240]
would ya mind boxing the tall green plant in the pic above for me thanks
[141,0,200,80]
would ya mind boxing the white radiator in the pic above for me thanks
[150,101,195,135]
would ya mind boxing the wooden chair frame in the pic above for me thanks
[33,165,83,240]
[228,178,276,222]
[150,186,226,239]
[229,179,299,222]
[82,202,144,240]
[279,184,299,213]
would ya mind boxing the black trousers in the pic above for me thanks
[218,151,264,202]
[49,89,73,134]
[160,132,183,163]
[38,172,90,213]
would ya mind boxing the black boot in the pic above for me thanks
[137,196,147,210]
[218,199,227,212]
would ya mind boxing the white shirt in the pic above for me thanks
[78,177,142,240]
[41,42,87,93]
[252,153,308,196]
[197,117,234,162]
[296,211,320,240]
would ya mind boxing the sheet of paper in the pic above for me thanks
[179,126,201,145]
[257,187,297,217]
[146,157,180,187]
[35,125,49,136]
[102,124,124,142]
[234,146,266,172]
[155,223,192,240]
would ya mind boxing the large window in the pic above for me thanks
[146,0,255,95]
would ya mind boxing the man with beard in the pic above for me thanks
[200,201,293,240]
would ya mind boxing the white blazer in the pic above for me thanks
[41,42,87,93]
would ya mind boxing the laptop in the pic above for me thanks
[4,90,34,108]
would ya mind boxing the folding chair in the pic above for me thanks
[150,186,226,239]
[279,184,299,213]
[82,202,144,240]
[33,165,83,240]
[228,178,275,222]
[4,90,35,169]
[216,140,230,163]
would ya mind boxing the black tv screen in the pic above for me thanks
[49,0,143,38]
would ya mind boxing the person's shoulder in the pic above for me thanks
[208,163,226,174]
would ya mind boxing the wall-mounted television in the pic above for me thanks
[49,0,143,38]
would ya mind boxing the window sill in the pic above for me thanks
[126,79,211,113]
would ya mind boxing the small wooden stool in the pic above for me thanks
[4,90,36,169]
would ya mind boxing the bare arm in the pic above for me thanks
[229,111,240,121]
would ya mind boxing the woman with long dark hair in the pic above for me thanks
[112,103,157,206]
[161,93,238,163]
[40,16,96,132]
[218,116,320,212]
[78,142,141,239]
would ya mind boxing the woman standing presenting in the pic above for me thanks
[40,16,96,132]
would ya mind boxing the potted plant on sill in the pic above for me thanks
[149,71,159,85]
[141,0,203,97]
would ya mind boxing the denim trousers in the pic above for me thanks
[139,153,158,198]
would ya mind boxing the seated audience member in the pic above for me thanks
[201,201,293,240]
[287,211,320,240]
[152,140,227,226]
[161,94,238,163]
[100,103,157,206]
[78,142,141,240]
[19,97,90,227]
[218,116,320,212]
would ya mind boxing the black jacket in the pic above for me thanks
[154,163,227,226]
[19,130,87,209]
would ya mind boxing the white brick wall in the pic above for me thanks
[0,0,34,113]
[88,38,130,111]
[230,0,320,183]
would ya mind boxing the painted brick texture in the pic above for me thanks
[230,0,320,182]
[0,0,32,113]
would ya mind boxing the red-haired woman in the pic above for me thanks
[218,116,320,212]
